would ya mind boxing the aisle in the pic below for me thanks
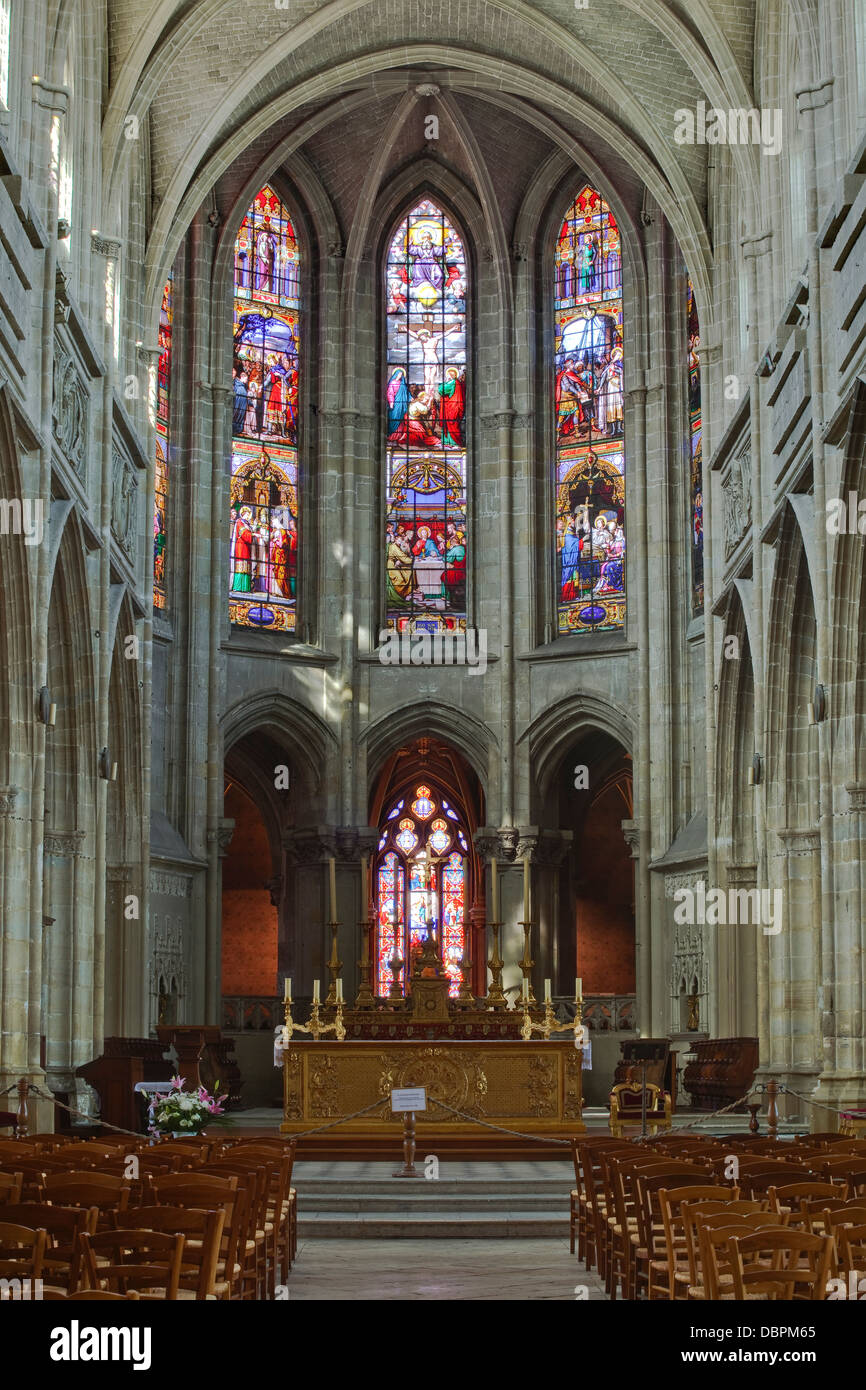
[285,1237,607,1300]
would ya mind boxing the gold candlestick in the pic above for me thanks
[519,920,536,1004]
[355,915,376,1010]
[457,928,475,1007]
[485,921,508,1010]
[388,937,404,1004]
[325,919,342,1007]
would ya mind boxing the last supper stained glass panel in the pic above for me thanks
[229,184,300,632]
[555,185,625,635]
[384,199,467,636]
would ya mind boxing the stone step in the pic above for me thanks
[297,1211,568,1239]
[294,1178,572,1199]
[297,1191,567,1213]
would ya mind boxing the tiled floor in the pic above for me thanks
[286,1238,607,1300]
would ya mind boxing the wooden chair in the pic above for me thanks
[0,1142,39,1160]
[726,1228,833,1300]
[794,1131,851,1146]
[0,1202,96,1292]
[767,1181,840,1224]
[0,1222,48,1285]
[0,1156,72,1196]
[680,1202,769,1298]
[570,1139,632,1271]
[738,1165,811,1198]
[657,1185,731,1300]
[79,1229,185,1299]
[42,1288,141,1300]
[40,1172,132,1226]
[604,1155,702,1299]
[123,1206,226,1299]
[694,1213,786,1300]
[55,1143,131,1169]
[0,1172,24,1204]
[836,1222,866,1279]
[226,1142,296,1280]
[152,1139,215,1165]
[200,1158,273,1297]
[636,1175,723,1300]
[151,1174,246,1300]
[819,1158,866,1197]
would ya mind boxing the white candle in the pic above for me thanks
[328,858,337,922]
[336,978,343,1003]
[523,857,530,923]
[544,978,551,1004]
[284,977,292,1003]
[576,977,583,1000]
[491,858,498,923]
[522,977,529,1001]
[312,979,320,1003]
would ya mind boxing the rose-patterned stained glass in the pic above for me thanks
[374,782,468,998]
[411,787,434,819]
[154,276,172,610]
[230,184,300,633]
[377,851,404,995]
[428,819,451,855]
[687,276,703,614]
[385,199,467,635]
[441,853,466,995]
[555,185,625,635]
[395,818,418,854]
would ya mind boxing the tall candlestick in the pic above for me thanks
[544,978,551,1004]
[328,857,337,922]
[312,979,320,1004]
[523,857,530,923]
[491,858,498,922]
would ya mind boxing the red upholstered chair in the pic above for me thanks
[609,1082,672,1138]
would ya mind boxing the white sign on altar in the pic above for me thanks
[391,1086,427,1112]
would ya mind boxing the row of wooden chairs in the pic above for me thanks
[0,1134,298,1299]
[570,1132,866,1301]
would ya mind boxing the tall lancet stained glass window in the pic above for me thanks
[229,184,300,631]
[555,187,625,634]
[153,275,172,610]
[375,783,469,998]
[384,199,467,633]
[687,276,703,613]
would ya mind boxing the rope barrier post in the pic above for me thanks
[15,1079,29,1140]
[393,1110,419,1179]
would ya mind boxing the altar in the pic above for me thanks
[281,1037,585,1156]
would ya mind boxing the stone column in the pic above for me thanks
[725,862,758,1036]
[772,828,822,1119]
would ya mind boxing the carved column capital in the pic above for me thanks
[621,819,640,859]
[0,786,18,815]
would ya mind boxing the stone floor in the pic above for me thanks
[285,1238,607,1300]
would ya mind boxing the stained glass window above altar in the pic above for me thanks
[375,782,468,997]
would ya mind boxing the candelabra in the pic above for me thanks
[518,920,536,1005]
[282,994,346,1043]
[519,994,586,1044]
[484,921,508,1010]
[324,919,342,1007]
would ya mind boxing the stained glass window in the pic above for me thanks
[687,276,703,613]
[555,186,625,634]
[375,782,467,997]
[384,199,467,634]
[229,184,300,631]
[153,275,172,610]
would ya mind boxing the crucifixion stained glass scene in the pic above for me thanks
[555,185,625,635]
[376,783,469,998]
[229,184,300,632]
[385,199,467,634]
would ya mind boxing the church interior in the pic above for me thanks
[1,0,866,1328]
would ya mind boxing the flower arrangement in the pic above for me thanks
[147,1076,229,1137]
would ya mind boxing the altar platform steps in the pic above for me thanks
[293,1160,572,1238]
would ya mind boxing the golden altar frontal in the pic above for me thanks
[281,1037,586,1154]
